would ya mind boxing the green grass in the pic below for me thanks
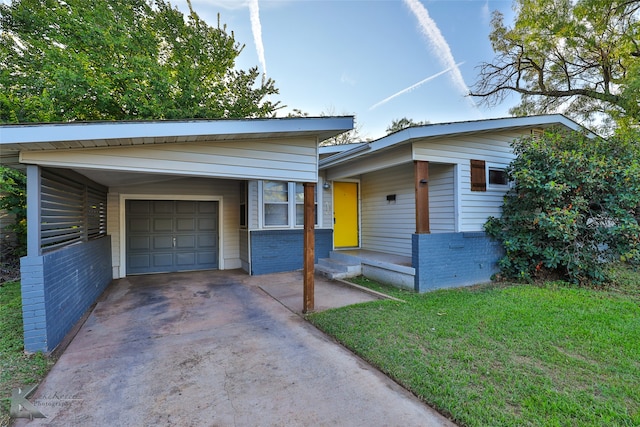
[309,270,640,427]
[0,281,55,427]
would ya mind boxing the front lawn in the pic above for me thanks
[308,270,640,427]
[0,281,55,427]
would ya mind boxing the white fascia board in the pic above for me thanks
[0,116,354,145]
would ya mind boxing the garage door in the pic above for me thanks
[126,200,219,274]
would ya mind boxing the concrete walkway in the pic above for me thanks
[15,270,455,427]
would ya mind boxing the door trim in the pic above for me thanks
[118,194,224,278]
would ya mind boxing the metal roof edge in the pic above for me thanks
[0,116,355,145]
[321,114,592,169]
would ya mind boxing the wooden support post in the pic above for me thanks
[415,161,430,234]
[302,182,315,313]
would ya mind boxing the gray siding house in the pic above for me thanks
[317,115,587,292]
[0,117,353,352]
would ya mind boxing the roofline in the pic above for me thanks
[0,116,354,145]
[320,114,591,169]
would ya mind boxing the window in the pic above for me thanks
[489,168,509,186]
[470,159,486,192]
[263,181,288,226]
[295,183,317,226]
[239,181,247,228]
[262,181,320,228]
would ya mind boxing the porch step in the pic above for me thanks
[315,257,362,280]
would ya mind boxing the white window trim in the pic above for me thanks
[258,181,322,229]
[487,163,510,190]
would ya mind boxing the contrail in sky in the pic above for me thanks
[369,63,464,110]
[249,0,267,77]
[402,0,479,111]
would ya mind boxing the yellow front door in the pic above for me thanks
[333,182,359,247]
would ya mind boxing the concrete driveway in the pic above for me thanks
[15,270,455,427]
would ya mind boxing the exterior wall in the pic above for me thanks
[250,229,332,275]
[108,177,241,277]
[427,163,456,233]
[412,232,503,292]
[20,136,320,183]
[413,130,520,231]
[21,236,112,352]
[248,181,259,229]
[359,162,456,257]
[361,164,414,256]
[321,179,333,230]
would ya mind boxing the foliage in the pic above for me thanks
[385,117,429,134]
[0,0,280,122]
[0,166,26,258]
[484,128,640,284]
[471,0,640,131]
[0,281,55,425]
[310,274,640,427]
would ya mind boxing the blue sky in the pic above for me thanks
[173,0,519,139]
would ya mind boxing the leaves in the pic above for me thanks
[0,0,281,122]
[0,167,26,257]
[485,129,640,284]
[472,0,640,132]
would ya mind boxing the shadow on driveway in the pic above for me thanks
[15,270,455,427]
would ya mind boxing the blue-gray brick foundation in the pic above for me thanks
[250,229,332,275]
[412,232,503,292]
[20,236,112,353]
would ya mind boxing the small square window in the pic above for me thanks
[489,168,509,186]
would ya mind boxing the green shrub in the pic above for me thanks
[485,129,640,284]
[0,166,27,258]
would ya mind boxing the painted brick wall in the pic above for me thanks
[412,232,503,292]
[250,229,332,275]
[20,237,112,352]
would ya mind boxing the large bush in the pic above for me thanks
[0,166,26,258]
[485,129,640,284]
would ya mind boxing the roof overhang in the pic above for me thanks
[320,114,591,169]
[0,116,354,168]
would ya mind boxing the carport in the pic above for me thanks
[0,117,353,352]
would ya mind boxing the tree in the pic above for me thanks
[0,166,26,258]
[0,0,280,122]
[484,129,640,285]
[385,117,430,134]
[471,0,640,131]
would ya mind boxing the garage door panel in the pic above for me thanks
[129,200,150,214]
[129,236,150,250]
[198,234,217,248]
[176,253,196,266]
[154,218,173,232]
[177,201,197,214]
[153,201,173,213]
[130,218,150,233]
[129,254,151,269]
[126,200,219,275]
[177,218,195,231]
[198,218,216,230]
[197,252,217,264]
[176,235,195,248]
[153,236,173,249]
